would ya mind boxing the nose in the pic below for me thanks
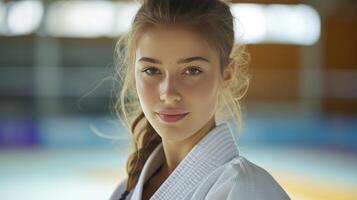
[159,75,182,103]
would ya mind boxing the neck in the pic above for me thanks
[160,118,216,176]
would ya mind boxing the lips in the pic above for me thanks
[156,112,189,123]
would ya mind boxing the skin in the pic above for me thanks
[134,25,234,198]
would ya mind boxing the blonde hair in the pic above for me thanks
[113,0,250,195]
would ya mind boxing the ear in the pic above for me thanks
[223,58,234,88]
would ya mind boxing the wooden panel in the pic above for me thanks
[325,16,357,69]
[323,98,357,114]
[245,68,300,101]
[246,44,300,69]
[323,4,357,114]
[232,0,301,4]
[244,44,300,101]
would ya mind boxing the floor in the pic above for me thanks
[0,114,356,200]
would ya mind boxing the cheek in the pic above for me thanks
[136,74,158,107]
[183,76,218,108]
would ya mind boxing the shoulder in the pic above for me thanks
[204,156,291,200]
[109,177,130,200]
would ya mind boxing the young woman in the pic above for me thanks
[110,0,290,199]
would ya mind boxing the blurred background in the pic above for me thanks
[0,0,356,199]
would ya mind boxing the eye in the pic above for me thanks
[183,66,202,76]
[142,67,161,75]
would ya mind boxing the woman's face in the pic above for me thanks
[134,26,223,142]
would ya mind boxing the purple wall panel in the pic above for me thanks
[0,117,38,147]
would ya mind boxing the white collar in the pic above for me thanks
[131,121,240,200]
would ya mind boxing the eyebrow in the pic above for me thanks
[138,56,210,64]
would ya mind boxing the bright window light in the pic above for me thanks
[46,1,116,38]
[112,1,140,36]
[43,1,320,45]
[0,2,6,34]
[231,4,267,44]
[231,3,321,45]
[265,4,321,45]
[6,0,43,36]
[46,1,140,38]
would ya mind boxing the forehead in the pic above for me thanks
[135,26,218,62]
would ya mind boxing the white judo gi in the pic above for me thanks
[110,121,291,200]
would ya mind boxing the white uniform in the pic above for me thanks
[110,121,291,200]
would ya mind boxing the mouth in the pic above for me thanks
[155,112,189,123]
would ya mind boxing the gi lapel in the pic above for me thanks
[131,142,165,200]
[150,121,239,200]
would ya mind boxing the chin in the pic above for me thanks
[154,125,191,141]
